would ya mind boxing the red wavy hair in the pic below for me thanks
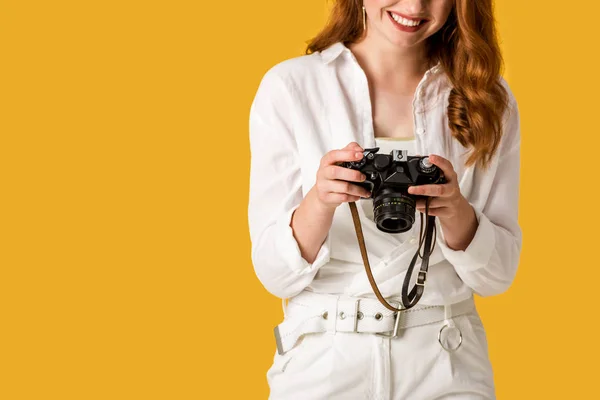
[306,0,509,170]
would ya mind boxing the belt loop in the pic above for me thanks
[439,303,463,352]
[443,303,452,327]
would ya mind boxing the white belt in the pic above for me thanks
[274,290,475,355]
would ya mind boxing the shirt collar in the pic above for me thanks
[320,42,347,64]
[320,41,442,75]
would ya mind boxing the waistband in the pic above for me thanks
[274,290,475,355]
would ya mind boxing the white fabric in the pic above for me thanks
[267,291,495,400]
[274,290,475,355]
[247,41,522,306]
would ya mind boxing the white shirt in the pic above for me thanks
[247,41,522,305]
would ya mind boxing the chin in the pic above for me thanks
[386,35,424,48]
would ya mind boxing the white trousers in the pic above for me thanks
[266,295,496,400]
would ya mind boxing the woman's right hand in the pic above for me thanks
[314,141,372,211]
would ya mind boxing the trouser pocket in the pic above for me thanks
[268,332,308,377]
[457,310,490,354]
[266,330,333,390]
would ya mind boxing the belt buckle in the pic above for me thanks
[375,301,403,338]
[274,325,284,355]
[353,298,361,333]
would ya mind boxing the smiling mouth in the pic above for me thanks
[387,11,428,27]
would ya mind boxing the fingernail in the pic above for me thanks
[355,152,363,158]
[360,174,366,181]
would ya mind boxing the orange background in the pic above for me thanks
[1,0,598,398]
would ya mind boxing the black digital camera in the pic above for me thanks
[340,147,446,234]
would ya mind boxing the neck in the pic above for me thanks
[347,32,430,92]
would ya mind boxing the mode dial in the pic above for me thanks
[419,157,436,173]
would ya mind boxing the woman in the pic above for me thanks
[248,0,521,398]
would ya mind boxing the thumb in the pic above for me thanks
[345,141,363,151]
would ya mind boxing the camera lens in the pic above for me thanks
[372,187,416,233]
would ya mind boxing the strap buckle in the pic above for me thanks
[416,270,427,286]
[375,300,403,338]
[353,299,361,333]
[274,325,284,355]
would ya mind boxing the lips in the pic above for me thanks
[387,11,429,32]
[387,11,429,26]
[389,11,428,21]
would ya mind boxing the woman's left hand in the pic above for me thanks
[407,154,469,220]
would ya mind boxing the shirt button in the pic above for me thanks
[417,128,425,134]
[410,237,417,244]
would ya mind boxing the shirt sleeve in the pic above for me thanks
[247,66,331,299]
[436,79,523,297]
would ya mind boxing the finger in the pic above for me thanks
[322,149,364,167]
[415,206,452,218]
[416,202,445,211]
[324,165,367,183]
[415,197,446,209]
[328,180,371,198]
[327,180,371,197]
[328,193,362,204]
[427,154,457,182]
[345,141,363,151]
[408,182,456,198]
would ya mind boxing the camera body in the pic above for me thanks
[340,147,446,233]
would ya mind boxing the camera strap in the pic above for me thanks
[348,199,437,312]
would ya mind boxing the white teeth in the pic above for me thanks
[390,12,422,27]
